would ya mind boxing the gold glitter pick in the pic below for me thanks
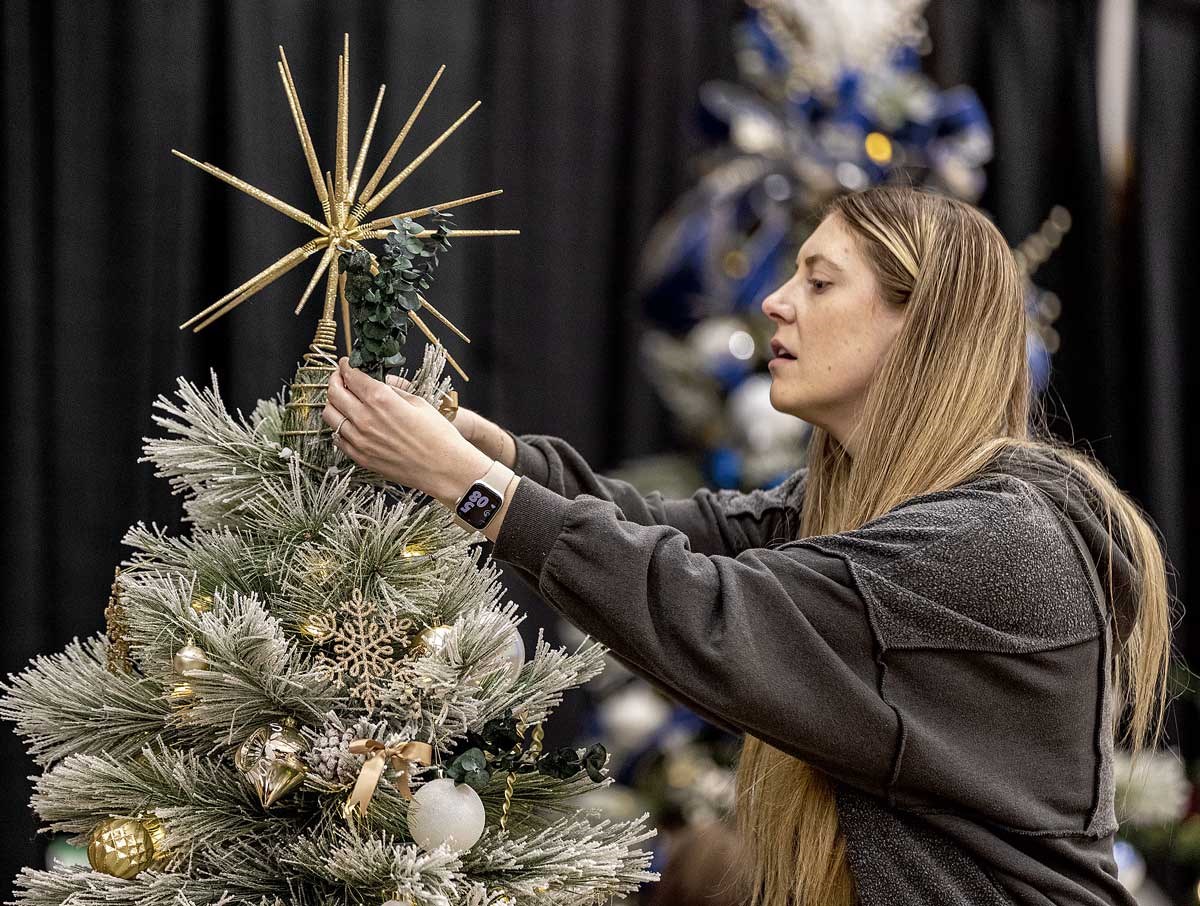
[295,244,337,316]
[417,294,470,344]
[354,66,445,219]
[174,34,518,374]
[359,101,483,217]
[362,188,504,232]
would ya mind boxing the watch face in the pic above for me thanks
[456,482,500,529]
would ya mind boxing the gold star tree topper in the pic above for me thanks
[173,34,516,383]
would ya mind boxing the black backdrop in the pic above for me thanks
[1,0,1194,897]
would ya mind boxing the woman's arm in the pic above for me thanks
[386,374,807,557]
[467,423,807,556]
[492,471,1115,832]
[491,477,899,797]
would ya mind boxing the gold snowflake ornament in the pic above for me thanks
[306,587,414,715]
[173,34,517,382]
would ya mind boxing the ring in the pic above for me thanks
[332,415,350,441]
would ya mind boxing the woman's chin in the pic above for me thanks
[767,384,807,421]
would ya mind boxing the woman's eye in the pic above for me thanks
[807,278,830,292]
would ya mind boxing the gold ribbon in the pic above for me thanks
[437,389,459,422]
[343,739,434,819]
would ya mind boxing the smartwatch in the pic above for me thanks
[451,460,515,533]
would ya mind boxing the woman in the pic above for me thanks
[322,184,1173,906]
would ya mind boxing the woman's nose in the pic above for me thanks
[761,287,793,323]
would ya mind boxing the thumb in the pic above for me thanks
[385,374,414,392]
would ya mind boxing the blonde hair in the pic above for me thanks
[734,184,1175,906]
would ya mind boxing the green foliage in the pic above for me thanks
[339,213,454,380]
[444,709,609,791]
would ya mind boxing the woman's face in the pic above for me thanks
[761,212,907,452]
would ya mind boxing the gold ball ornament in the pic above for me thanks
[172,642,208,674]
[190,592,213,614]
[235,717,310,808]
[410,624,453,658]
[86,816,166,879]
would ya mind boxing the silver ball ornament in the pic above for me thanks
[411,624,453,658]
[172,642,208,674]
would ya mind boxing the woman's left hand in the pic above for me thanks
[322,356,492,506]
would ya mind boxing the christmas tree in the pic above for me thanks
[0,36,655,906]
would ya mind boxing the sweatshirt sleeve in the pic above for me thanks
[509,433,807,556]
[492,476,900,797]
[493,470,1113,833]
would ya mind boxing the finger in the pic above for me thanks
[337,358,384,402]
[326,368,369,420]
[332,429,366,465]
[384,375,421,404]
[320,397,346,429]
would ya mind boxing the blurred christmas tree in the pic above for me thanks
[0,35,655,906]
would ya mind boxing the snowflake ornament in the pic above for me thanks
[306,587,414,714]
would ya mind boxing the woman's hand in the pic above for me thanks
[383,375,515,467]
[383,375,484,446]
[322,357,492,507]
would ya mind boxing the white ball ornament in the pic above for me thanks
[407,778,486,853]
[499,627,525,685]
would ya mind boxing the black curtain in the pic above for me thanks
[0,0,738,891]
[1133,0,1199,663]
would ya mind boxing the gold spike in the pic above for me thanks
[335,55,347,201]
[361,101,482,215]
[180,240,324,329]
[362,228,520,240]
[362,189,503,231]
[357,66,445,210]
[188,245,321,332]
[171,150,328,234]
[339,270,352,357]
[325,170,339,227]
[277,50,328,212]
[295,244,337,315]
[347,83,386,209]
[410,309,469,382]
[322,253,341,323]
[340,35,350,200]
[418,294,470,344]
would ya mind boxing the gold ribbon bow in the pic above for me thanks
[343,739,434,819]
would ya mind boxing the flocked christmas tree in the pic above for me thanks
[0,36,656,906]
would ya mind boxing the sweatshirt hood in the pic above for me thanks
[990,444,1140,650]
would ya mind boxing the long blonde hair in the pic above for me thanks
[734,185,1175,906]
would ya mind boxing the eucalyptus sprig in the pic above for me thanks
[338,211,454,380]
[444,710,609,792]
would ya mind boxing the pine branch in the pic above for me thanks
[282,826,465,898]
[0,636,169,768]
[477,634,608,728]
[12,867,231,906]
[465,813,658,904]
[100,575,336,743]
[31,744,271,848]
[122,521,280,604]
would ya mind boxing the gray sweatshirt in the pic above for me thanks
[491,434,1138,906]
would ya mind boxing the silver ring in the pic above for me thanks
[332,415,350,441]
